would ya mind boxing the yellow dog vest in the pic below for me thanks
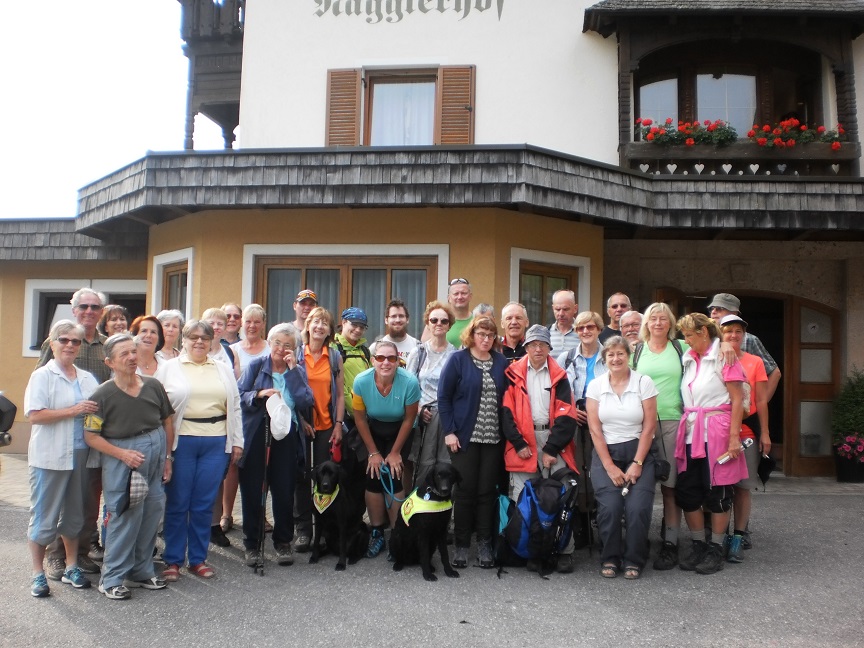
[313,484,340,514]
[400,490,452,526]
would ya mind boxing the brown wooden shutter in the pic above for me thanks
[325,69,361,146]
[435,65,475,145]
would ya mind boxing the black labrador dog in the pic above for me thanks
[390,462,461,582]
[309,460,369,571]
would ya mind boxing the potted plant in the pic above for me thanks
[831,368,864,482]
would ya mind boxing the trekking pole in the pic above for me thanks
[255,413,272,576]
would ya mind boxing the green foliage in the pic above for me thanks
[832,368,864,449]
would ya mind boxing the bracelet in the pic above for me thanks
[369,451,381,457]
[335,420,343,424]
[166,455,174,462]
[632,458,643,466]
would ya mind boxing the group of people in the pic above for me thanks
[24,281,779,599]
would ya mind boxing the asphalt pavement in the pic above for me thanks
[1,452,862,648]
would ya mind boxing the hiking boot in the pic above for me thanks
[476,539,494,569]
[695,542,725,575]
[210,525,231,547]
[741,530,752,550]
[557,554,575,574]
[726,534,744,564]
[76,554,100,574]
[275,543,295,566]
[99,583,131,600]
[45,554,65,581]
[294,535,311,554]
[244,549,262,567]
[653,541,679,571]
[61,566,91,589]
[679,540,708,571]
[31,574,50,598]
[452,546,468,569]
[366,529,386,558]
[88,541,105,561]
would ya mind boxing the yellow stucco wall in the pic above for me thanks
[0,260,146,452]
[147,206,604,315]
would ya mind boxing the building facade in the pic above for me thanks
[2,0,863,477]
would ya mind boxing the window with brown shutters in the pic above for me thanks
[324,65,475,146]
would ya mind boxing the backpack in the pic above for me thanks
[334,340,371,367]
[632,339,684,374]
[503,468,580,576]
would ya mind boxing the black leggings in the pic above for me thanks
[449,441,503,546]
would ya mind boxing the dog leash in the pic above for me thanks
[379,465,407,509]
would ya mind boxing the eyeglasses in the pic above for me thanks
[56,337,83,346]
[576,325,598,332]
[373,354,398,363]
[428,317,450,325]
[449,278,469,286]
[609,303,629,309]
[226,314,242,320]
[187,335,212,342]
[621,322,641,329]
[76,304,102,311]
[270,340,294,349]
[474,332,495,340]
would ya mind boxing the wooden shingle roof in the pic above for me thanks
[584,0,864,35]
[0,218,146,262]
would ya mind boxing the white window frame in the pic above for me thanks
[21,278,147,358]
[152,247,195,318]
[509,247,592,314]
[241,244,450,307]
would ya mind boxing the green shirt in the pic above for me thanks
[631,341,690,421]
[446,317,472,348]
[332,333,372,417]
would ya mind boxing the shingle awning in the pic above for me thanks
[583,0,864,37]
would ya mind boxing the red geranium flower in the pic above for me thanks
[800,125,808,131]
[757,138,768,146]
[762,125,771,132]
[774,138,785,147]
[832,141,842,151]
[747,130,756,138]
[665,117,673,125]
[685,138,695,146]
[786,138,795,147]
[646,133,655,141]
[642,118,653,126]
[817,125,826,133]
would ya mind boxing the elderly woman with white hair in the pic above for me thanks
[238,323,314,568]
[156,309,185,361]
[155,320,243,581]
[24,320,101,597]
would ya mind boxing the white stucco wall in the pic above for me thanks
[239,0,619,163]
[855,35,864,143]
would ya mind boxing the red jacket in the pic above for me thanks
[501,355,578,474]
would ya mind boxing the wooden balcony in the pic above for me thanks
[623,141,861,177]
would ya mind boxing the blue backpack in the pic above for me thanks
[502,468,579,575]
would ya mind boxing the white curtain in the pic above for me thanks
[370,81,436,146]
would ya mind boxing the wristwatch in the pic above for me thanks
[632,458,643,466]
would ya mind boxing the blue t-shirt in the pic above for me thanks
[352,367,421,422]
[584,351,601,398]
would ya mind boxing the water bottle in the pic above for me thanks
[717,437,754,464]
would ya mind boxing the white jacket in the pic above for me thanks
[155,356,243,453]
[24,360,99,470]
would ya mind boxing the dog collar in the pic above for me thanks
[313,484,340,514]
[400,490,452,526]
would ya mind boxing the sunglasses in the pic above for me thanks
[226,314,242,320]
[76,304,102,311]
[56,337,83,346]
[428,317,450,325]
[576,325,598,332]
[449,278,469,286]
[373,354,399,363]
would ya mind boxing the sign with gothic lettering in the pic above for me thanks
[313,0,505,24]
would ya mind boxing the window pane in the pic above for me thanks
[520,273,543,328]
[392,269,426,339]
[543,277,568,327]
[307,269,341,322]
[800,349,832,383]
[167,272,187,312]
[800,307,832,344]
[639,78,678,124]
[696,73,756,137]
[370,81,435,146]
[800,401,832,457]
[353,269,387,340]
[267,269,301,327]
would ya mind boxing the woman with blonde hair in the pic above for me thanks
[231,304,269,379]
[674,313,747,575]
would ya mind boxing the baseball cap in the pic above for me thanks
[294,289,318,303]
[719,314,748,329]
[341,307,368,325]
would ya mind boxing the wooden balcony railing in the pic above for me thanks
[623,141,860,177]
[180,0,244,42]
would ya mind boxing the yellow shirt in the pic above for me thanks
[179,358,228,437]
